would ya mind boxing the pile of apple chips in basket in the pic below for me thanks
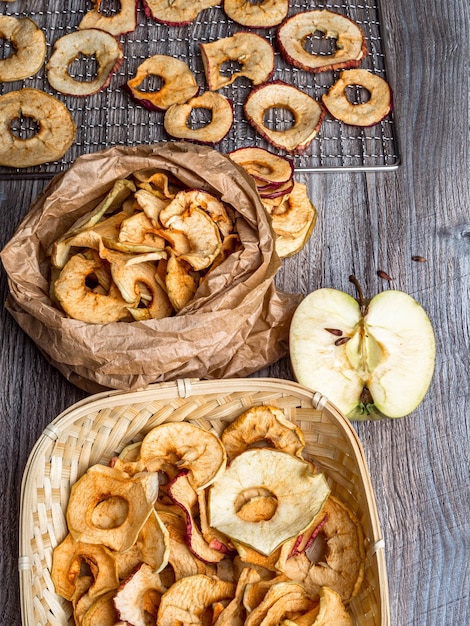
[52,405,365,625]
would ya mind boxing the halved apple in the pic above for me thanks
[289,279,436,419]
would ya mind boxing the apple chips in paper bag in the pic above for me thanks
[1,142,301,393]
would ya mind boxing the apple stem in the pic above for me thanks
[348,274,368,314]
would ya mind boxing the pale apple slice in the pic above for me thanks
[144,0,219,26]
[277,9,368,73]
[244,81,324,154]
[0,16,47,82]
[200,32,274,91]
[289,283,436,419]
[223,0,289,28]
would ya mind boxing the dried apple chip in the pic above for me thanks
[201,32,275,91]
[114,563,167,626]
[223,0,289,28]
[277,10,368,73]
[164,91,234,144]
[209,449,330,556]
[322,68,392,126]
[0,16,46,82]
[165,253,200,312]
[144,0,219,25]
[66,464,159,552]
[308,586,353,626]
[160,189,233,238]
[125,55,199,111]
[0,88,76,168]
[79,0,138,36]
[46,29,123,96]
[244,81,324,154]
[140,422,227,490]
[81,591,119,626]
[229,147,294,187]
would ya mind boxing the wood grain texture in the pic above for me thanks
[0,0,469,624]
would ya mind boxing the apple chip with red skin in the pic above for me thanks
[322,68,393,127]
[277,9,368,73]
[144,0,219,26]
[114,563,167,626]
[79,0,138,36]
[223,0,289,28]
[0,16,46,82]
[46,29,123,96]
[229,147,294,187]
[244,81,324,154]
[164,91,234,144]
[201,32,275,91]
[125,55,199,111]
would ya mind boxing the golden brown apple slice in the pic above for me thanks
[244,81,324,154]
[46,29,123,96]
[228,147,294,186]
[201,32,274,91]
[79,0,138,36]
[0,16,46,82]
[223,0,289,28]
[144,0,219,25]
[277,9,368,73]
[164,91,234,144]
[125,55,199,111]
[322,68,392,126]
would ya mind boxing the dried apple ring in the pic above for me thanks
[0,16,46,82]
[46,28,123,96]
[164,91,234,144]
[144,0,219,26]
[322,68,392,126]
[200,32,275,91]
[0,88,76,168]
[223,0,289,28]
[277,9,368,73]
[78,0,138,36]
[125,55,199,111]
[244,81,324,154]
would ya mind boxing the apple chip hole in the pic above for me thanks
[0,36,14,60]
[91,495,129,529]
[263,107,296,131]
[136,73,165,94]
[68,52,99,82]
[10,115,40,140]
[305,530,328,564]
[187,106,213,130]
[345,84,371,105]
[97,0,122,17]
[303,30,338,56]
[220,59,243,77]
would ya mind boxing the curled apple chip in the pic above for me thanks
[244,82,324,154]
[0,16,46,82]
[201,32,274,91]
[79,0,138,36]
[66,464,159,552]
[268,181,317,239]
[157,575,236,626]
[221,405,305,461]
[307,586,353,626]
[165,253,200,312]
[0,88,76,168]
[51,533,118,601]
[144,0,219,25]
[160,189,233,238]
[277,10,368,73]
[114,563,167,626]
[223,0,289,28]
[140,421,227,490]
[322,68,392,126]
[125,55,199,111]
[81,591,118,626]
[209,449,330,556]
[229,147,294,186]
[46,29,123,96]
[244,580,316,626]
[164,91,234,144]
[279,497,365,604]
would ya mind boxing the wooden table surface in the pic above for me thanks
[1,1,469,624]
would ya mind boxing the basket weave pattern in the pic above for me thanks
[20,378,389,625]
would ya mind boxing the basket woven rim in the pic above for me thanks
[19,377,390,626]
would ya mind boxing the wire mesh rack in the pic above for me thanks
[0,0,400,179]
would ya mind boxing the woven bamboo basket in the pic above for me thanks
[19,377,390,625]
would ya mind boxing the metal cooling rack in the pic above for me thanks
[0,0,400,178]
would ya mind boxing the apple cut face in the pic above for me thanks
[289,288,436,419]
